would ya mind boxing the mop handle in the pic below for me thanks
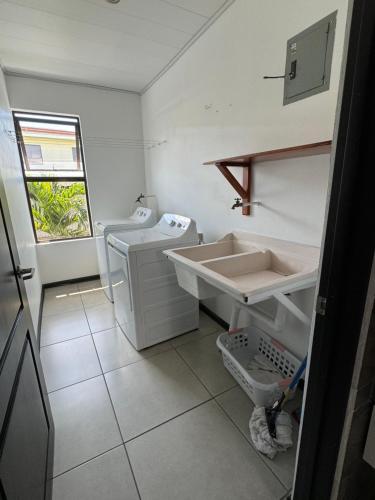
[289,356,307,391]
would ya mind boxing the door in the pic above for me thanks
[293,0,375,498]
[0,183,54,498]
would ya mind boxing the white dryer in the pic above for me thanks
[94,207,156,302]
[107,214,199,350]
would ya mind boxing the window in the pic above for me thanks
[25,144,43,164]
[13,112,92,243]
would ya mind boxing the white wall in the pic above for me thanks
[0,67,41,329]
[141,0,349,358]
[5,76,146,283]
[36,238,98,284]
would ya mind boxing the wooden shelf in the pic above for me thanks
[204,140,332,215]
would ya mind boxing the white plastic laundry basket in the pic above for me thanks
[217,327,301,407]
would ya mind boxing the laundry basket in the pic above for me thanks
[217,327,301,407]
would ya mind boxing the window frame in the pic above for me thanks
[13,110,93,244]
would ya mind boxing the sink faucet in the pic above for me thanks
[231,198,262,209]
[135,193,156,204]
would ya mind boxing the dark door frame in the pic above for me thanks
[294,0,375,498]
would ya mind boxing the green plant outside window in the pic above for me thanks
[27,181,90,241]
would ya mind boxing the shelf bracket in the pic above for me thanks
[215,161,252,215]
[204,140,332,217]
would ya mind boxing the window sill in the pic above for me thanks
[37,236,95,246]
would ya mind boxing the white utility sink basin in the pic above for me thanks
[164,231,320,304]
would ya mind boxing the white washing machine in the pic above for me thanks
[107,214,199,350]
[94,207,156,302]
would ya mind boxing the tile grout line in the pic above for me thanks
[96,370,143,499]
[91,320,214,498]
[90,330,231,446]
[50,388,285,495]
[44,331,178,395]
[91,322,222,381]
[40,332,92,349]
[173,344,214,396]
[280,490,292,500]
[123,398,214,445]
[212,399,287,494]
[52,444,124,480]
[100,374,143,500]
[46,370,103,395]
[45,349,238,409]
[170,324,221,349]
[42,305,84,319]
[78,287,85,309]
[92,344,175,375]
[212,384,240,398]
[41,290,76,345]
[46,288,238,496]
[121,445,142,500]
[122,396,287,498]
[174,342,235,398]
[90,325,236,444]
[41,315,220,350]
[92,320,229,446]
[214,397,289,492]
[42,316,116,348]
[83,305,142,500]
[41,287,90,347]
[46,282,124,482]
[172,316,289,493]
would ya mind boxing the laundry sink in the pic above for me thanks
[202,249,312,293]
[172,239,258,261]
[164,231,320,303]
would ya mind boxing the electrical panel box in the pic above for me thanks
[284,11,337,105]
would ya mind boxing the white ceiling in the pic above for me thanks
[0,0,233,93]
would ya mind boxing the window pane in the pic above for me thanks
[25,144,43,163]
[14,112,78,123]
[27,181,90,242]
[18,119,83,178]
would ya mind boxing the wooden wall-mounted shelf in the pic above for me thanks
[203,140,332,215]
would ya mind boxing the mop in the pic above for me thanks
[249,356,307,459]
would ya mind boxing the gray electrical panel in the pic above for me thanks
[283,11,337,105]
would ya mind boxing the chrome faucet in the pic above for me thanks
[135,193,156,204]
[231,197,262,210]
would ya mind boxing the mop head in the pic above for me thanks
[249,406,293,459]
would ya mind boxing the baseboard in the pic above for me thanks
[199,303,229,330]
[43,274,100,289]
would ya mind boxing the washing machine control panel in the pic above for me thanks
[157,214,191,235]
[134,207,152,219]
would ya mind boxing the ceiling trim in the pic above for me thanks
[140,0,236,95]
[3,70,140,95]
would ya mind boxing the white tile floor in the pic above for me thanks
[41,280,296,500]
